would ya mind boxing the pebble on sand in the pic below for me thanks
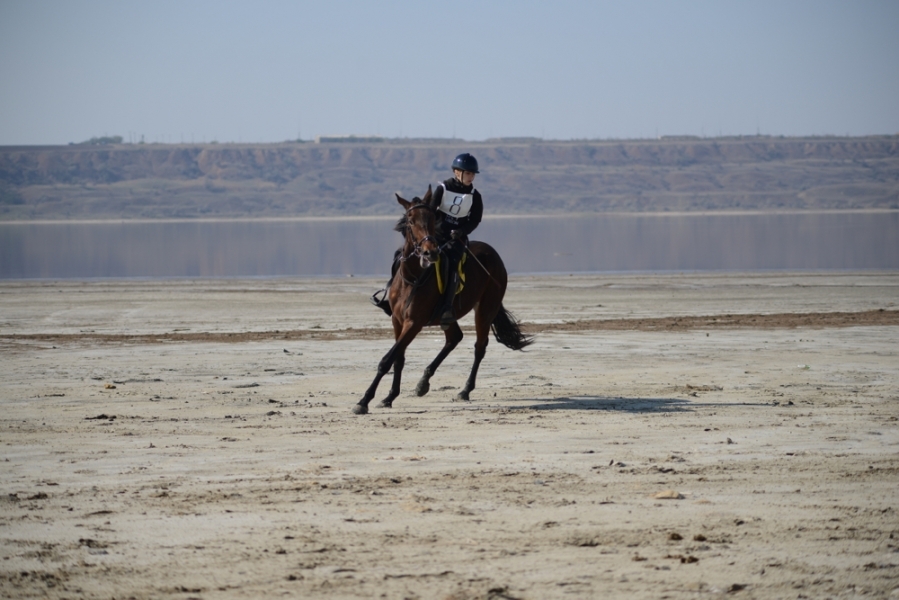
[653,490,684,499]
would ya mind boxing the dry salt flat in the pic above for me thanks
[1,272,898,599]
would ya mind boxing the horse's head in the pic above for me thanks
[396,186,439,268]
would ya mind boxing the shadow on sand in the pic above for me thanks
[512,395,693,413]
[508,395,774,413]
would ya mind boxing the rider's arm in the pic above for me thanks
[457,190,483,236]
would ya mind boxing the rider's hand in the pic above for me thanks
[450,230,467,243]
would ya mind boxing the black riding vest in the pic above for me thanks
[432,178,484,241]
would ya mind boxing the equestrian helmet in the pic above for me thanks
[451,153,479,173]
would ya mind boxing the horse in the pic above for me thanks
[353,186,533,415]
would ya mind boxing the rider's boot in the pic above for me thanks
[439,268,458,331]
[371,252,401,317]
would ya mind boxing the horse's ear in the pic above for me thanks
[423,185,433,207]
[396,193,410,210]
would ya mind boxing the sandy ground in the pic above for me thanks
[1,272,898,600]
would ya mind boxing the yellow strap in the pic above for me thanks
[435,253,466,295]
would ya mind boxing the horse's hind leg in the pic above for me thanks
[377,351,404,408]
[457,308,492,401]
[415,322,463,396]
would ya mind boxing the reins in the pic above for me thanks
[458,240,503,287]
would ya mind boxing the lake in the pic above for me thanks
[1,211,897,279]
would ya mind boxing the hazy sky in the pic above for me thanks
[1,0,897,145]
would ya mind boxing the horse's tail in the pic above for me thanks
[491,305,534,351]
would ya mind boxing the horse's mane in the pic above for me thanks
[393,196,425,236]
[394,214,407,235]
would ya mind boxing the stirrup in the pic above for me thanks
[370,288,386,306]
[370,289,392,316]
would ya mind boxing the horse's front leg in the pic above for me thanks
[415,322,463,396]
[354,343,401,414]
[354,321,423,415]
[377,351,405,408]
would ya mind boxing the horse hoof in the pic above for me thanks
[376,400,393,409]
[415,380,430,397]
[456,391,470,401]
[352,404,368,415]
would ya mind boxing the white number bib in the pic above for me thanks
[437,185,474,218]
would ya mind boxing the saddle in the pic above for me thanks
[370,248,466,318]
[435,251,467,296]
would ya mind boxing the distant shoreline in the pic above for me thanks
[1,208,896,226]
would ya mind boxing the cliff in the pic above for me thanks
[1,136,897,219]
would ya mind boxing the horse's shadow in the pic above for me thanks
[509,395,692,413]
[506,395,773,413]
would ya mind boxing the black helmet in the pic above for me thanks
[451,153,479,173]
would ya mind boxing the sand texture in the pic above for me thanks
[1,272,898,599]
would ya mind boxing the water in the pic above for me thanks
[1,212,897,279]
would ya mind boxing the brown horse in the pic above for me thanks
[353,187,532,415]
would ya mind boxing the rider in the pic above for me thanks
[371,153,484,330]
[432,153,483,329]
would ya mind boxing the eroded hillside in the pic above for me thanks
[1,136,897,219]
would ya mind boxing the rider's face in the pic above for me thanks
[454,169,476,186]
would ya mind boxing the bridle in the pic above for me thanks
[401,203,438,262]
